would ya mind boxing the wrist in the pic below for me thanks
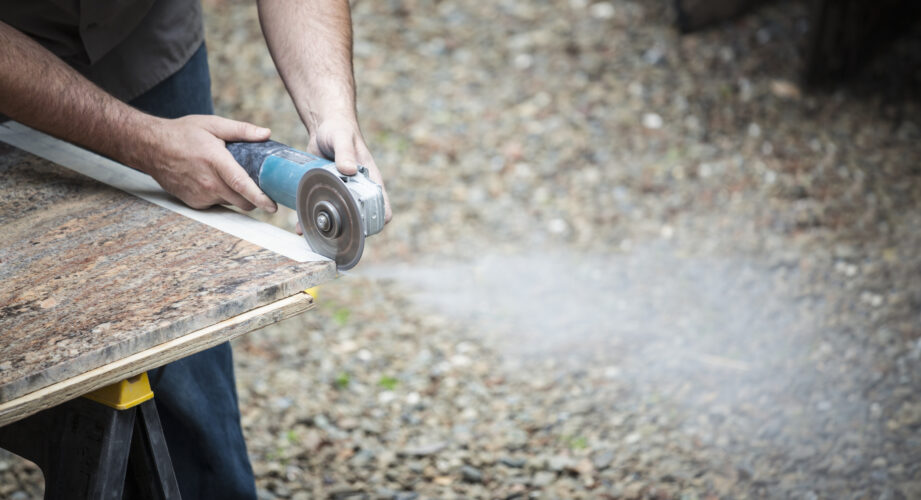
[113,112,166,175]
[300,101,358,135]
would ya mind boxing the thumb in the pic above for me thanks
[332,134,359,176]
[202,116,271,142]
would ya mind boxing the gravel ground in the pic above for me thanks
[3,0,921,499]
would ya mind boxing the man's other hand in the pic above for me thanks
[309,118,392,223]
[139,115,278,212]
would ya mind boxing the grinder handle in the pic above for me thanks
[226,140,290,187]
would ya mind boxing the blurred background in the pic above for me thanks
[5,0,921,498]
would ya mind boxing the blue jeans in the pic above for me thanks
[130,43,257,500]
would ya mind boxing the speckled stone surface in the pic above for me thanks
[0,143,336,403]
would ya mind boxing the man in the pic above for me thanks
[0,1,390,498]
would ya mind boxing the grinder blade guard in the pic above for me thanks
[227,140,385,269]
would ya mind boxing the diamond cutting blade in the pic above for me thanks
[296,167,365,270]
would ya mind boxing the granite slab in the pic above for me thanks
[0,142,336,403]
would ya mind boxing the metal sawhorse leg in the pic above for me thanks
[0,373,181,499]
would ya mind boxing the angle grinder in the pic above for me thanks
[226,140,385,270]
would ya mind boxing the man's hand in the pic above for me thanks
[292,118,391,235]
[310,118,391,220]
[137,115,277,212]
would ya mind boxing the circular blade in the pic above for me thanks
[296,168,365,269]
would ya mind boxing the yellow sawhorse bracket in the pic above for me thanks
[83,372,155,410]
[0,372,180,498]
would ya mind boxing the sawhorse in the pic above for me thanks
[0,373,180,499]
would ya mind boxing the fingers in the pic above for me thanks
[381,189,393,222]
[200,115,271,142]
[197,116,276,211]
[314,120,359,176]
[213,149,278,212]
[218,187,256,211]
[177,178,255,212]
[356,146,393,223]
[359,151,384,186]
[332,134,359,176]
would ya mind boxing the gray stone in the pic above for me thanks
[547,455,575,472]
[592,450,615,470]
[533,471,557,487]
[397,442,447,457]
[461,464,484,483]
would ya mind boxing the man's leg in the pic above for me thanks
[131,43,257,500]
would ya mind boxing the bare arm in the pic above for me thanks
[257,0,392,222]
[0,21,276,212]
[0,21,156,170]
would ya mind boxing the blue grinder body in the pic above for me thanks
[226,140,385,270]
[227,140,329,211]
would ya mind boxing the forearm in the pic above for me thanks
[0,21,159,170]
[0,20,277,212]
[257,0,391,221]
[257,0,357,132]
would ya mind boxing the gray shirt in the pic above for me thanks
[2,0,204,101]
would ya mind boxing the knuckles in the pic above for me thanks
[227,175,247,193]
[184,197,214,210]
[198,178,218,193]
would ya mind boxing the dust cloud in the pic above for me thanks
[359,243,868,470]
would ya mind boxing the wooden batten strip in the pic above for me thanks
[0,293,314,427]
